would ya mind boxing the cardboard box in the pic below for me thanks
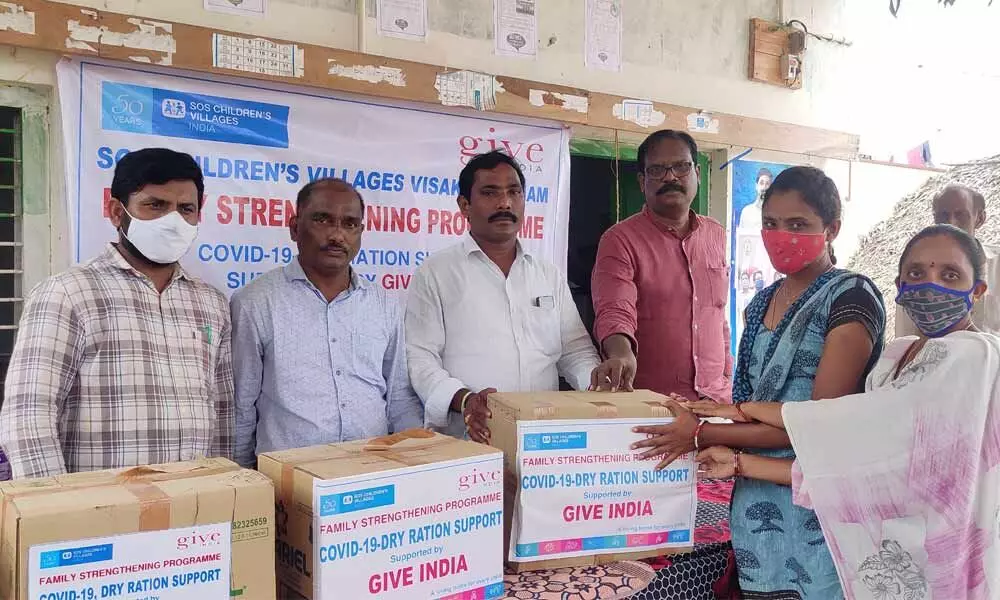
[488,391,697,571]
[258,430,505,600]
[0,457,276,600]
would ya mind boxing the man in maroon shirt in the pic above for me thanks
[590,130,731,402]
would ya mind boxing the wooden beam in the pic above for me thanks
[0,1,858,159]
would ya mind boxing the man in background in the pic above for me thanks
[0,148,233,478]
[231,178,422,467]
[896,183,1000,335]
[737,167,773,231]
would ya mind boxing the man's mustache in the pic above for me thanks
[488,211,519,223]
[320,243,349,253]
[657,182,686,195]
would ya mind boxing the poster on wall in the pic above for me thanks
[56,60,570,297]
[585,0,622,72]
[729,159,792,356]
[495,0,538,58]
[376,0,428,41]
[204,0,266,17]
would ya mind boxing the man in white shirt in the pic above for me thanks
[897,184,1000,336]
[406,151,609,442]
[737,167,773,231]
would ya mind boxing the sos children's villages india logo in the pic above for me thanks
[459,128,546,175]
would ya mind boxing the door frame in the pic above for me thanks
[569,137,711,219]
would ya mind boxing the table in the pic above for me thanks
[502,561,656,599]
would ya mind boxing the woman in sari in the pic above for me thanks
[631,166,885,599]
[692,223,998,599]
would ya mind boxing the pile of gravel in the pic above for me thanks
[846,156,1000,339]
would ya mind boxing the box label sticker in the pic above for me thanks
[313,455,504,599]
[523,431,587,451]
[29,522,232,599]
[319,484,396,516]
[512,418,697,562]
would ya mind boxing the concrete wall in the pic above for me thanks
[0,48,64,291]
[3,0,865,277]
[43,0,860,133]
[2,0,980,279]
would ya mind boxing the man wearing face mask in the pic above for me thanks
[230,178,422,468]
[896,184,1000,336]
[0,148,233,479]
[591,130,732,402]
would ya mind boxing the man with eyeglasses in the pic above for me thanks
[589,129,735,599]
[230,178,422,467]
[591,130,732,403]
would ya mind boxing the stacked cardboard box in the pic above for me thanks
[259,430,505,600]
[0,457,276,600]
[488,391,697,571]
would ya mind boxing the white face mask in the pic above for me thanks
[121,209,198,265]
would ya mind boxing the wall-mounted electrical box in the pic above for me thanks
[749,18,804,89]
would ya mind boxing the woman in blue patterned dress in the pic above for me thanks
[632,166,885,599]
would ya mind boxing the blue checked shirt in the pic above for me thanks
[230,258,422,467]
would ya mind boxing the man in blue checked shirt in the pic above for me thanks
[230,178,423,467]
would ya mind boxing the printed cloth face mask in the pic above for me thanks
[761,229,826,275]
[896,281,978,337]
[122,210,199,265]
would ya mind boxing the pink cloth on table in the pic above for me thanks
[643,478,732,571]
[502,561,655,599]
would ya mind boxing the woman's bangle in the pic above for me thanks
[459,390,476,414]
[735,403,751,422]
[694,420,706,450]
[734,450,743,477]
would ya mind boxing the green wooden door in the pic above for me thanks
[569,138,710,222]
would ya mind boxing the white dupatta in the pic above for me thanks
[783,331,1000,600]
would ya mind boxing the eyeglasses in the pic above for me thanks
[644,161,694,179]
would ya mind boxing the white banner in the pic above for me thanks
[511,418,697,562]
[57,61,571,296]
[313,454,504,599]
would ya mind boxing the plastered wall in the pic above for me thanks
[2,0,984,276]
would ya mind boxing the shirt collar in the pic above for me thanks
[462,233,532,262]
[102,243,189,282]
[641,206,701,237]
[284,256,367,290]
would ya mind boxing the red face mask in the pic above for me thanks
[761,229,827,275]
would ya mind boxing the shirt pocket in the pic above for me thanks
[522,303,563,357]
[706,265,729,309]
[351,329,388,383]
[174,331,218,451]
[177,326,218,393]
